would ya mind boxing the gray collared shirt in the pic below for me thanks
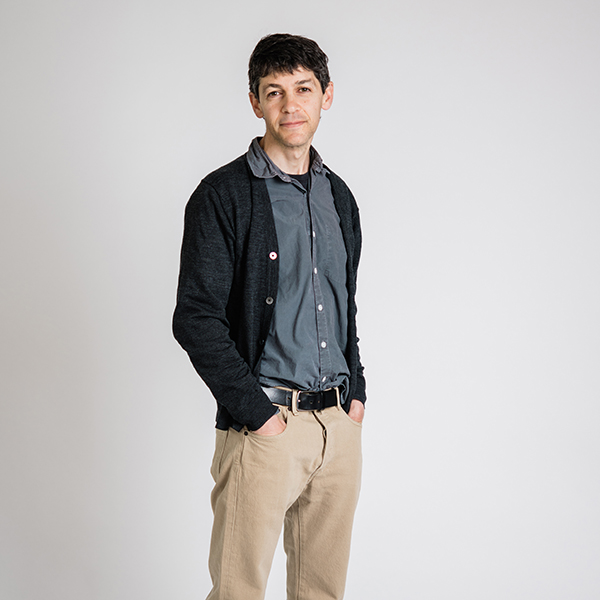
[246,138,350,399]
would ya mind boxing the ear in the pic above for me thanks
[321,81,334,111]
[249,92,264,119]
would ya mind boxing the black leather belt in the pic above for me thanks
[262,387,338,411]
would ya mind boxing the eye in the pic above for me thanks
[299,87,311,93]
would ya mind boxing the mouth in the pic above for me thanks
[280,121,305,128]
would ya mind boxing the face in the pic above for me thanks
[249,67,333,153]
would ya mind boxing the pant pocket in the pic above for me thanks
[210,428,229,481]
[341,406,363,428]
[246,406,290,440]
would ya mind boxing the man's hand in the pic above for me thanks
[253,413,287,436]
[348,399,365,423]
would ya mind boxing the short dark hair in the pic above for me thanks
[248,33,330,100]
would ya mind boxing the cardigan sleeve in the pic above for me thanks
[327,169,367,406]
[172,181,278,430]
[351,201,367,405]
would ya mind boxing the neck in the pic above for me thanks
[259,136,311,175]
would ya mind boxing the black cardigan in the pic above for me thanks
[173,154,366,431]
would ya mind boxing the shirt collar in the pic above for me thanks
[246,137,324,182]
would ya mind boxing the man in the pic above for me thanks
[173,33,366,600]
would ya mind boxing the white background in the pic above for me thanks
[1,1,599,599]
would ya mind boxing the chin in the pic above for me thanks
[283,135,310,147]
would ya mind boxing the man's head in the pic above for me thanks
[248,33,330,102]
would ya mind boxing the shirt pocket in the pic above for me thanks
[323,223,348,285]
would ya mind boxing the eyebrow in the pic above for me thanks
[263,79,314,90]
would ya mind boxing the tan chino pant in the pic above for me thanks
[206,404,362,600]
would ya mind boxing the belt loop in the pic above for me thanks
[291,389,299,416]
[335,386,341,410]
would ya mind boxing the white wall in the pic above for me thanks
[1,1,599,599]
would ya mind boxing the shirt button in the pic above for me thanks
[313,268,318,274]
[266,297,274,305]
[317,304,323,311]
[269,252,277,260]
[313,231,316,238]
[322,376,327,382]
[321,341,327,348]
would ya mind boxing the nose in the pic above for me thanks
[282,94,299,113]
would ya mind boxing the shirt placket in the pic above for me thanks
[305,177,333,391]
